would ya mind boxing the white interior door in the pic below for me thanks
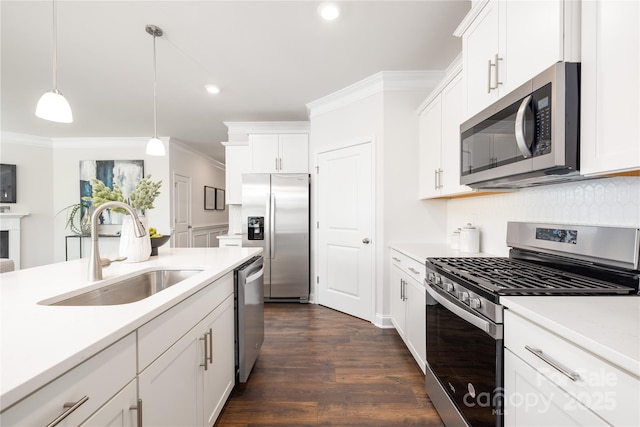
[173,173,192,248]
[317,142,373,322]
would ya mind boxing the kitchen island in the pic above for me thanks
[0,247,261,424]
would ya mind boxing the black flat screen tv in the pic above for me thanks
[0,164,17,203]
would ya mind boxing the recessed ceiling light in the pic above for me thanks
[205,85,220,95]
[319,3,340,21]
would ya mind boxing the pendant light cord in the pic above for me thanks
[152,31,158,139]
[52,0,58,90]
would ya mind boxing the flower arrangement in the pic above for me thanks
[82,175,162,214]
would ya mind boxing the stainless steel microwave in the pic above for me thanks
[460,62,581,189]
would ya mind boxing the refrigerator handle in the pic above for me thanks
[270,193,276,259]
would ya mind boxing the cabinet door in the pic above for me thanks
[138,327,202,427]
[203,295,236,426]
[463,0,500,115]
[80,380,138,427]
[418,94,443,199]
[440,72,471,196]
[405,276,426,373]
[504,349,607,427]
[581,0,640,175]
[501,1,564,95]
[225,145,249,205]
[249,134,279,173]
[389,264,407,338]
[278,134,309,173]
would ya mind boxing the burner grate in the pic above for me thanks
[429,257,635,295]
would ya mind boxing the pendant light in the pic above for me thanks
[145,25,165,156]
[36,0,73,123]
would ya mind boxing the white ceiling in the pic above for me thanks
[1,1,470,163]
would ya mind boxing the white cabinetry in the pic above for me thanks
[138,272,235,427]
[224,143,249,205]
[418,64,472,199]
[80,380,138,427]
[580,0,640,176]
[0,334,136,426]
[217,234,242,248]
[457,0,580,117]
[504,310,640,427]
[249,134,308,173]
[389,249,426,373]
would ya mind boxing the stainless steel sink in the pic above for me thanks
[49,269,203,306]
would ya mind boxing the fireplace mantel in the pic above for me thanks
[0,212,29,269]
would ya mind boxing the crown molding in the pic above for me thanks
[454,0,489,37]
[223,121,310,136]
[171,138,225,170]
[306,70,444,118]
[1,132,52,148]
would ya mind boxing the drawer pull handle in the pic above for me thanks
[200,332,209,371]
[46,395,89,427]
[525,345,580,382]
[408,267,420,275]
[130,399,143,427]
[392,257,401,262]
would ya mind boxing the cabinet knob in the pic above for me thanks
[362,238,370,244]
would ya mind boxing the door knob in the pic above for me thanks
[362,238,370,244]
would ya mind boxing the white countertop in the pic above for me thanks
[502,296,640,377]
[389,241,497,262]
[0,247,261,410]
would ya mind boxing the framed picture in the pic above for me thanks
[215,188,225,210]
[204,186,215,210]
[80,160,143,224]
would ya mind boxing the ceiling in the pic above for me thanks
[1,1,470,163]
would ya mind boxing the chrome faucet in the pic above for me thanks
[88,201,147,282]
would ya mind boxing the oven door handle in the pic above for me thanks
[426,282,502,339]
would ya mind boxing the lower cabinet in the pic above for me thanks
[504,310,640,426]
[80,380,139,427]
[1,272,237,427]
[389,249,426,373]
[0,333,136,426]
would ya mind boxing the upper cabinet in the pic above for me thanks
[456,0,581,118]
[223,143,249,205]
[418,60,474,199]
[249,134,309,174]
[580,0,640,176]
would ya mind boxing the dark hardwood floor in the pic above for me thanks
[215,303,443,426]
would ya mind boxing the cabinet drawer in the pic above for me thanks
[1,333,136,426]
[390,249,425,283]
[505,310,640,426]
[138,272,234,371]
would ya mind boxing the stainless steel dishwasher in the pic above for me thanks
[234,256,264,383]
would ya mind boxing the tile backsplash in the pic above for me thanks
[446,177,640,256]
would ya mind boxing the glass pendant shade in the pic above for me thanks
[146,137,165,156]
[35,89,73,123]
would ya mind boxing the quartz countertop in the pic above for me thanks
[389,242,497,263]
[0,247,261,410]
[502,296,640,377]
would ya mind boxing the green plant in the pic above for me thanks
[82,176,162,214]
[58,203,90,235]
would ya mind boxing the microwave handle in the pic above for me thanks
[515,94,533,159]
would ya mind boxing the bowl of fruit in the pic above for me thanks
[148,227,170,256]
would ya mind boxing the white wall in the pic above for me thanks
[169,141,228,229]
[309,83,447,326]
[52,137,171,263]
[0,134,54,268]
[446,177,640,256]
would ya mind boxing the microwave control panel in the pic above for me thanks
[533,83,552,156]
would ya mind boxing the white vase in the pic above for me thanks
[119,215,151,263]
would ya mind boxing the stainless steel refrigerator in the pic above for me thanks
[241,174,310,302]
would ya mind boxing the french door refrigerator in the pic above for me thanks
[241,174,310,302]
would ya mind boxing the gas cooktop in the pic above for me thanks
[427,257,636,296]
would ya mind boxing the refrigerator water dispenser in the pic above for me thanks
[248,216,264,240]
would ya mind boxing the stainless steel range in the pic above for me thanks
[424,222,640,427]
